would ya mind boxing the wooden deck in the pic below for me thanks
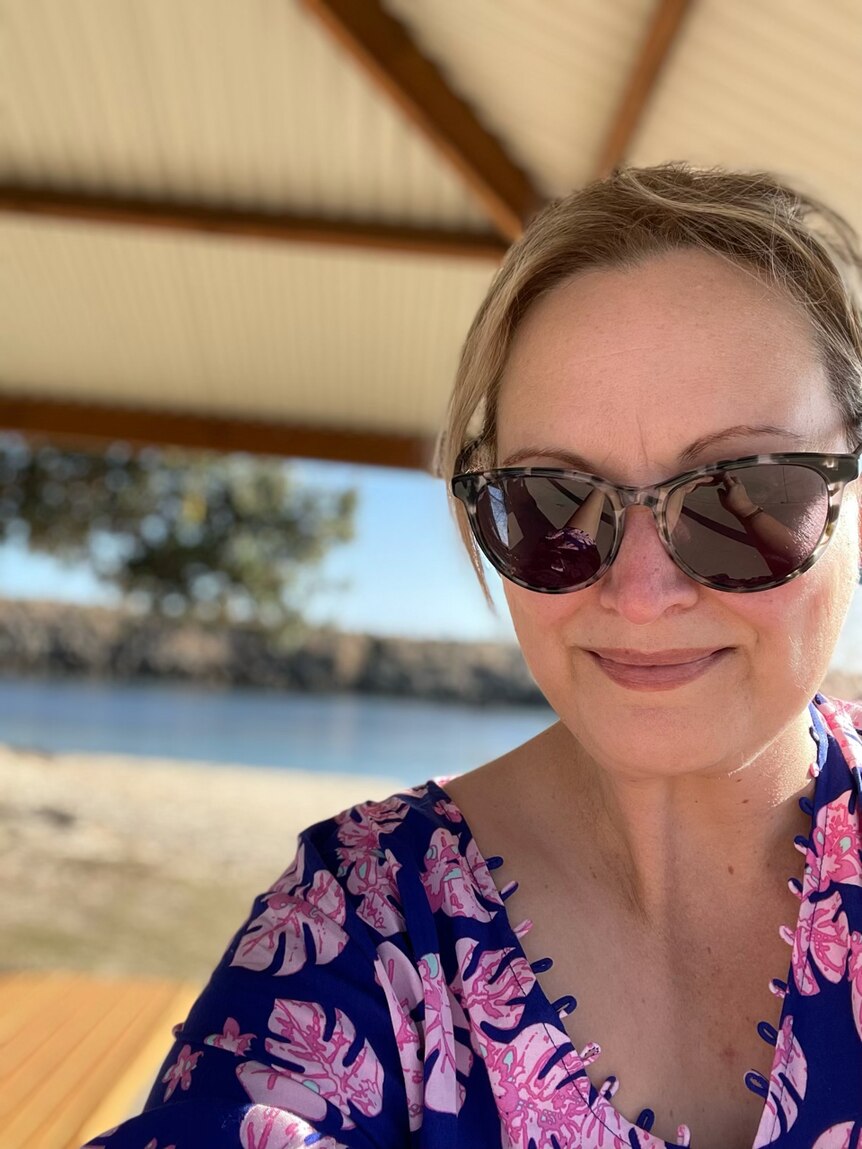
[0,969,200,1149]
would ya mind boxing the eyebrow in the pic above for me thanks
[499,424,809,471]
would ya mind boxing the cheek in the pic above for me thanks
[502,584,586,721]
[719,529,857,689]
[503,581,582,637]
[502,582,583,672]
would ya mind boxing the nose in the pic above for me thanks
[598,504,699,615]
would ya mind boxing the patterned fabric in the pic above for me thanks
[82,693,862,1149]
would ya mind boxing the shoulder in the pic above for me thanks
[91,780,506,1145]
[268,778,502,943]
[306,777,467,877]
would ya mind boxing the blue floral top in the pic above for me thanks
[83,692,862,1149]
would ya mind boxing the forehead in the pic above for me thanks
[496,250,832,472]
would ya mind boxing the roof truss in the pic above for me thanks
[300,0,541,240]
[0,185,507,261]
[593,0,694,176]
[0,394,435,471]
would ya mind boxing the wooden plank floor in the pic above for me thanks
[0,969,200,1149]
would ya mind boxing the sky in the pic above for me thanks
[0,455,859,669]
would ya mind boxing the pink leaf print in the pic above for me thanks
[239,1104,347,1149]
[752,1015,809,1147]
[454,937,535,1034]
[433,797,463,823]
[418,951,474,1115]
[143,1142,176,1149]
[374,940,424,1131]
[238,998,384,1131]
[204,1016,254,1056]
[792,890,849,995]
[333,794,410,853]
[161,1043,202,1101]
[473,1016,673,1149]
[483,1023,656,1149]
[231,867,347,975]
[375,939,423,1013]
[465,835,505,906]
[849,929,862,1042]
[237,1061,328,1124]
[422,827,494,921]
[811,1123,858,1149]
[807,790,862,891]
[345,846,405,937]
[822,697,862,780]
[334,797,411,936]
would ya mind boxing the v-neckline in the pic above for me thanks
[421,698,834,1148]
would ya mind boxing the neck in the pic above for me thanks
[550,707,817,927]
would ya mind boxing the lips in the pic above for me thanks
[588,648,731,690]
[587,647,727,666]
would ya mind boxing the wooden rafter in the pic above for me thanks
[0,394,436,471]
[593,0,695,178]
[299,0,540,241]
[0,185,508,261]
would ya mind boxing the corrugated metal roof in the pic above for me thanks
[630,0,862,226]
[5,216,493,435]
[1,0,488,227]
[3,0,861,457]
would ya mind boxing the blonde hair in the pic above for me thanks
[430,161,862,612]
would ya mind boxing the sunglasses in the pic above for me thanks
[451,446,862,594]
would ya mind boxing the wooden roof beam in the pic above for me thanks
[0,185,507,261]
[593,0,695,178]
[300,0,541,241]
[0,394,437,472]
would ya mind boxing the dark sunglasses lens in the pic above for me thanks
[474,475,614,590]
[667,463,829,588]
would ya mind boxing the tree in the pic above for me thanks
[0,434,358,637]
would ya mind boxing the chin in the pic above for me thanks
[557,688,734,759]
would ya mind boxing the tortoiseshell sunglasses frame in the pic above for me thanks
[451,444,862,594]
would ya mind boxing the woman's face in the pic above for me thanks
[495,248,861,780]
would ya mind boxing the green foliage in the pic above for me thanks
[0,434,358,635]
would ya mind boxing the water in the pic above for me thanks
[0,675,555,784]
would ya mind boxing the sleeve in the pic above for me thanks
[80,827,414,1149]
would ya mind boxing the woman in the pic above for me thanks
[84,164,862,1149]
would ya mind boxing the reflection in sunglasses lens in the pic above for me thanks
[476,475,613,590]
[669,464,828,589]
[474,465,828,591]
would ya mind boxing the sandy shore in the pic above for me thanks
[0,744,412,980]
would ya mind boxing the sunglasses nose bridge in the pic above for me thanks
[615,486,663,523]
[617,486,661,508]
[610,487,671,554]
